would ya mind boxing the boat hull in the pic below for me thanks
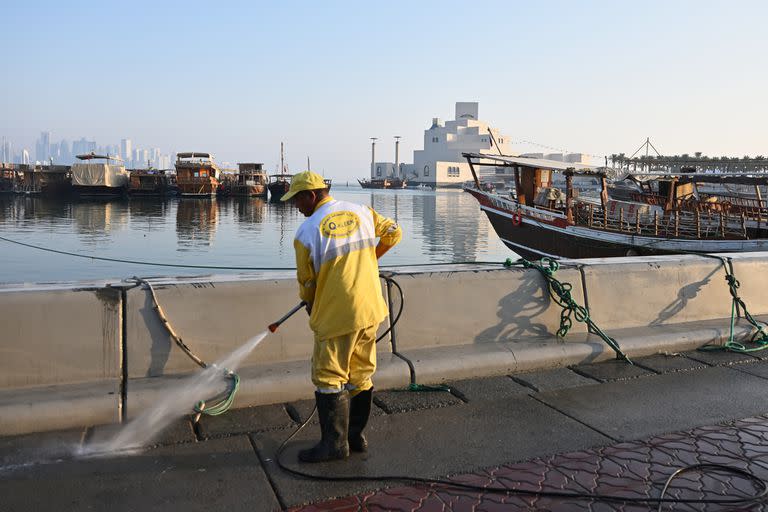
[467,188,768,259]
[482,205,642,259]
[72,185,127,198]
[129,187,179,197]
[178,182,218,196]
[358,178,407,189]
[268,182,290,201]
[227,184,267,197]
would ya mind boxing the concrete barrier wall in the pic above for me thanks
[0,254,760,435]
[126,279,313,378]
[0,286,121,388]
[392,266,587,351]
[0,285,122,435]
[125,278,391,379]
[580,255,734,330]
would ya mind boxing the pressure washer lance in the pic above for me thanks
[191,303,306,423]
[268,301,308,333]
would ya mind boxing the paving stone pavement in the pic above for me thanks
[290,414,768,512]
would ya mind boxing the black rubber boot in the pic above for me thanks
[298,391,350,463]
[348,388,372,453]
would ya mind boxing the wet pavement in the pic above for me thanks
[3,350,768,511]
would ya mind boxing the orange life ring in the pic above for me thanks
[512,211,522,226]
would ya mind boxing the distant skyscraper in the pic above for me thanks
[151,147,160,167]
[21,149,30,165]
[1,138,11,163]
[59,139,71,163]
[36,131,51,162]
[72,137,96,156]
[49,142,59,163]
[121,139,132,161]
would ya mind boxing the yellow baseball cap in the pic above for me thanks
[280,171,328,201]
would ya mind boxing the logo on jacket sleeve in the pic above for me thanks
[320,211,360,238]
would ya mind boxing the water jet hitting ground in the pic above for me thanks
[79,330,270,457]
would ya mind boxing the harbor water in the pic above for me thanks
[0,186,514,284]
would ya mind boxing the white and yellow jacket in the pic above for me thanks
[293,196,402,339]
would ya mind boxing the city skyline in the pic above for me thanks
[3,1,768,179]
[2,132,177,169]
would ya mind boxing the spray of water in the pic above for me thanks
[79,330,270,458]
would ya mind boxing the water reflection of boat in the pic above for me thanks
[176,198,218,247]
[232,196,267,228]
[464,152,768,259]
[72,199,129,237]
[175,152,220,197]
[71,153,129,197]
[128,196,171,227]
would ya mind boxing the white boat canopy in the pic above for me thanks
[462,152,608,175]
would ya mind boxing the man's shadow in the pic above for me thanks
[474,272,553,344]
[649,266,721,326]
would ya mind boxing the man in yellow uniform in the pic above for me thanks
[282,171,402,463]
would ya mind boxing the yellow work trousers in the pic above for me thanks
[311,323,378,394]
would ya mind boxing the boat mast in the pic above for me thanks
[280,142,285,175]
[370,137,377,180]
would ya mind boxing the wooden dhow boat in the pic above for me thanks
[463,152,768,259]
[220,163,268,197]
[128,169,178,196]
[357,177,407,189]
[175,152,220,197]
[268,173,292,201]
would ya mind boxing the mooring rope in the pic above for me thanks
[0,234,500,271]
[694,255,768,353]
[504,257,632,363]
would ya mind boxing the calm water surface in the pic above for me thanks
[0,187,515,284]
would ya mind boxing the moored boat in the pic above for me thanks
[223,163,268,197]
[0,165,17,194]
[357,177,407,189]
[175,152,220,197]
[129,169,178,196]
[268,173,292,201]
[71,153,129,198]
[463,152,768,259]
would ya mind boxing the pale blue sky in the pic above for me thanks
[2,0,767,179]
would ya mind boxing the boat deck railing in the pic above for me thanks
[630,192,768,225]
[177,176,218,183]
[574,202,750,239]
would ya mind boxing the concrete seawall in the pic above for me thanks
[1,253,766,435]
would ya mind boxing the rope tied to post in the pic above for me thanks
[128,277,240,420]
[698,257,768,353]
[503,257,632,363]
